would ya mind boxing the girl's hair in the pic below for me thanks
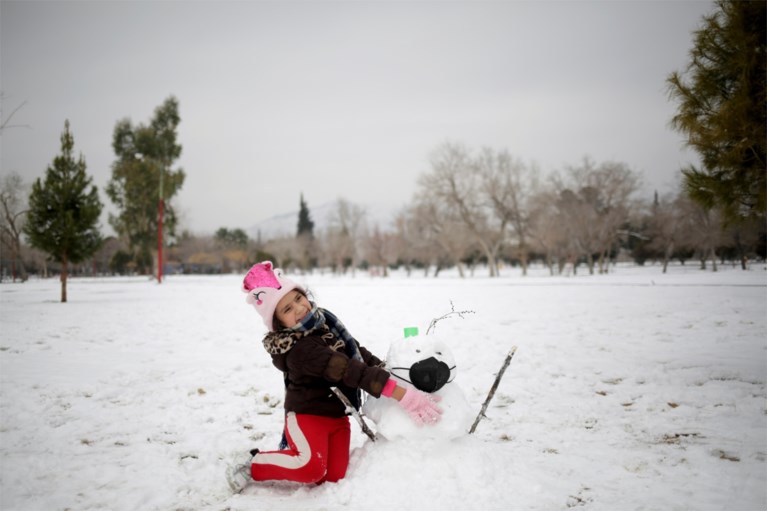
[272,288,312,331]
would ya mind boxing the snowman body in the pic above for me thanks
[363,332,474,440]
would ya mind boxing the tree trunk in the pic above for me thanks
[519,247,529,276]
[487,254,498,277]
[474,238,500,278]
[60,255,69,303]
[662,242,674,274]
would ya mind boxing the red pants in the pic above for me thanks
[251,412,351,484]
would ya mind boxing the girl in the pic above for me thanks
[226,261,442,492]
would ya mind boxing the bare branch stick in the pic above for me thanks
[468,346,517,434]
[426,300,476,335]
[0,100,30,132]
[331,387,376,442]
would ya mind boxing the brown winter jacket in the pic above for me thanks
[263,329,391,417]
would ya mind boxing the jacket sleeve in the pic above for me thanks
[358,343,384,368]
[286,337,391,397]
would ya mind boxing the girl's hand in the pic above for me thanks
[397,388,443,425]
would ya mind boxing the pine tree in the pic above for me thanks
[667,0,766,225]
[297,193,315,239]
[24,120,103,302]
[296,194,316,270]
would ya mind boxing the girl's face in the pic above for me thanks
[274,290,312,329]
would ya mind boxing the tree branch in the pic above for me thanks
[0,100,30,132]
[331,387,376,442]
[469,346,517,434]
[426,301,476,335]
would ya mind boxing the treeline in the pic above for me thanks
[202,148,766,276]
[5,144,762,281]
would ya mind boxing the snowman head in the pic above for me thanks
[387,333,457,393]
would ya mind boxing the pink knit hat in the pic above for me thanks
[242,261,304,331]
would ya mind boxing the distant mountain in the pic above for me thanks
[248,201,401,241]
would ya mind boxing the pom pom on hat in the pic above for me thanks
[242,261,303,331]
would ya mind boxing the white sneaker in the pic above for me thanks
[226,452,254,493]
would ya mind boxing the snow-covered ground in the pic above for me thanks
[1,264,765,511]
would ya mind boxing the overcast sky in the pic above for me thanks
[1,0,713,235]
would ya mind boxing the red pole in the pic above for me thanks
[157,197,164,283]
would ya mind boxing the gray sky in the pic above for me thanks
[1,0,712,235]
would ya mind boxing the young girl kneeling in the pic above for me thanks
[226,261,442,492]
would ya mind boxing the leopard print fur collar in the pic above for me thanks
[262,330,302,355]
[262,325,336,355]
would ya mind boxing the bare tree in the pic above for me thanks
[323,198,366,275]
[528,187,569,275]
[553,187,598,274]
[391,210,428,276]
[419,142,507,277]
[644,187,721,274]
[405,194,474,277]
[552,158,641,274]
[363,224,399,276]
[261,236,300,271]
[0,172,29,281]
[677,199,724,271]
[647,192,682,273]
[478,148,539,275]
[722,217,762,270]
[588,161,641,273]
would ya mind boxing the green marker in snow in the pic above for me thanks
[404,327,419,338]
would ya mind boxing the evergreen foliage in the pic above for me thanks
[295,194,316,270]
[215,227,248,248]
[297,193,314,239]
[24,120,103,301]
[667,0,766,224]
[106,96,185,274]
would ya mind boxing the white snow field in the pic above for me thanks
[1,264,765,511]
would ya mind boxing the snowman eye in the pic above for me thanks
[416,349,421,353]
[436,351,442,355]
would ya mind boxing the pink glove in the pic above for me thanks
[398,388,443,425]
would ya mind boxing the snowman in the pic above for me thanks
[363,328,474,440]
